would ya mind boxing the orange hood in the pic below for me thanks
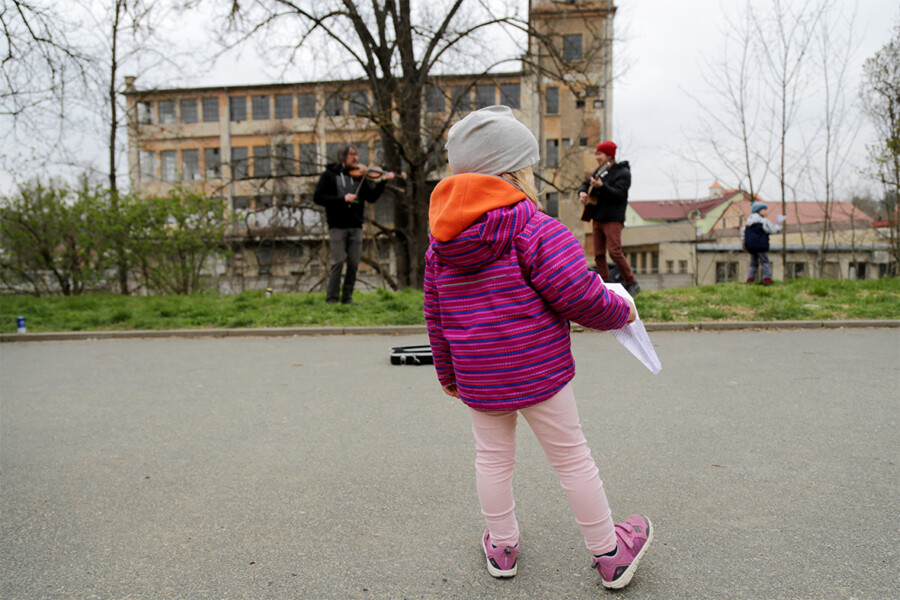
[428,174,526,242]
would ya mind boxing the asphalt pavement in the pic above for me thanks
[1,328,898,599]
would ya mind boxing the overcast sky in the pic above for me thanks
[612,0,898,201]
[2,0,897,201]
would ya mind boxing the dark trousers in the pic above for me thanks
[327,228,363,302]
[748,251,772,281]
[592,220,635,285]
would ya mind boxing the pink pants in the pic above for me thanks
[468,383,617,555]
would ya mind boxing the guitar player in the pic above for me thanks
[578,141,640,296]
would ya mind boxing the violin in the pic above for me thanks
[348,164,398,181]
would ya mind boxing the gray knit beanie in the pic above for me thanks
[446,105,540,176]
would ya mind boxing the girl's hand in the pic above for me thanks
[442,383,459,398]
[625,298,637,324]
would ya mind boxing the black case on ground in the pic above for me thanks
[390,345,434,365]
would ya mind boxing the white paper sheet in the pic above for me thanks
[603,283,662,375]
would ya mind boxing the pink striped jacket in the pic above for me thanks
[424,175,630,411]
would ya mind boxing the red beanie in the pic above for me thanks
[596,140,617,159]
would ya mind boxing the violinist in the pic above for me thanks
[577,141,640,296]
[314,144,395,304]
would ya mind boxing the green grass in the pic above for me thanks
[1,278,898,333]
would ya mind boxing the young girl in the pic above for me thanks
[424,106,653,590]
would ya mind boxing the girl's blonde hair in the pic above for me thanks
[501,167,543,210]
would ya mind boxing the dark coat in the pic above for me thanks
[743,223,770,252]
[577,161,631,223]
[313,163,386,229]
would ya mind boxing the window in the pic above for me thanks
[585,85,600,97]
[426,86,445,113]
[545,87,559,114]
[545,192,559,218]
[352,141,369,166]
[256,246,273,276]
[562,138,571,147]
[298,93,316,117]
[204,148,221,179]
[375,194,394,225]
[202,97,219,122]
[579,137,588,146]
[715,261,738,283]
[500,83,521,109]
[232,196,250,210]
[630,253,638,270]
[641,253,647,273]
[253,145,271,178]
[451,86,471,113]
[137,101,152,124]
[139,151,156,181]
[666,260,674,274]
[652,252,659,274]
[180,99,198,123]
[348,90,368,115]
[299,144,318,176]
[158,100,176,124]
[563,34,583,61]
[275,94,293,119]
[160,150,177,181]
[475,85,494,109]
[679,260,688,274]
[849,262,868,280]
[252,95,270,120]
[230,97,247,121]
[256,195,273,209]
[326,142,342,165]
[786,262,807,279]
[325,93,343,116]
[545,139,559,168]
[182,149,200,180]
[231,147,248,179]
[275,144,295,176]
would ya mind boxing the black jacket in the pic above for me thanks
[313,163,386,229]
[577,161,631,223]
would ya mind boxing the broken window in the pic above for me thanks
[545,139,559,167]
[137,101,152,124]
[204,148,221,179]
[182,149,200,180]
[158,100,176,124]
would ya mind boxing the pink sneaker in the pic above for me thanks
[482,530,518,578]
[592,514,653,589]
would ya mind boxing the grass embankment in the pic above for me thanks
[1,279,898,334]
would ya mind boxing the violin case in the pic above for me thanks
[389,344,434,366]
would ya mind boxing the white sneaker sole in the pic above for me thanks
[601,516,654,590]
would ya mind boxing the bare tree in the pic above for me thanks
[752,0,827,273]
[860,19,900,271]
[0,0,89,179]
[218,0,612,288]
[686,2,774,201]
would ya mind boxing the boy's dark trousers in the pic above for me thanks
[747,251,772,281]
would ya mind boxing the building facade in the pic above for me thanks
[124,1,618,293]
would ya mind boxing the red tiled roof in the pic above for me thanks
[731,200,873,226]
[630,190,741,220]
